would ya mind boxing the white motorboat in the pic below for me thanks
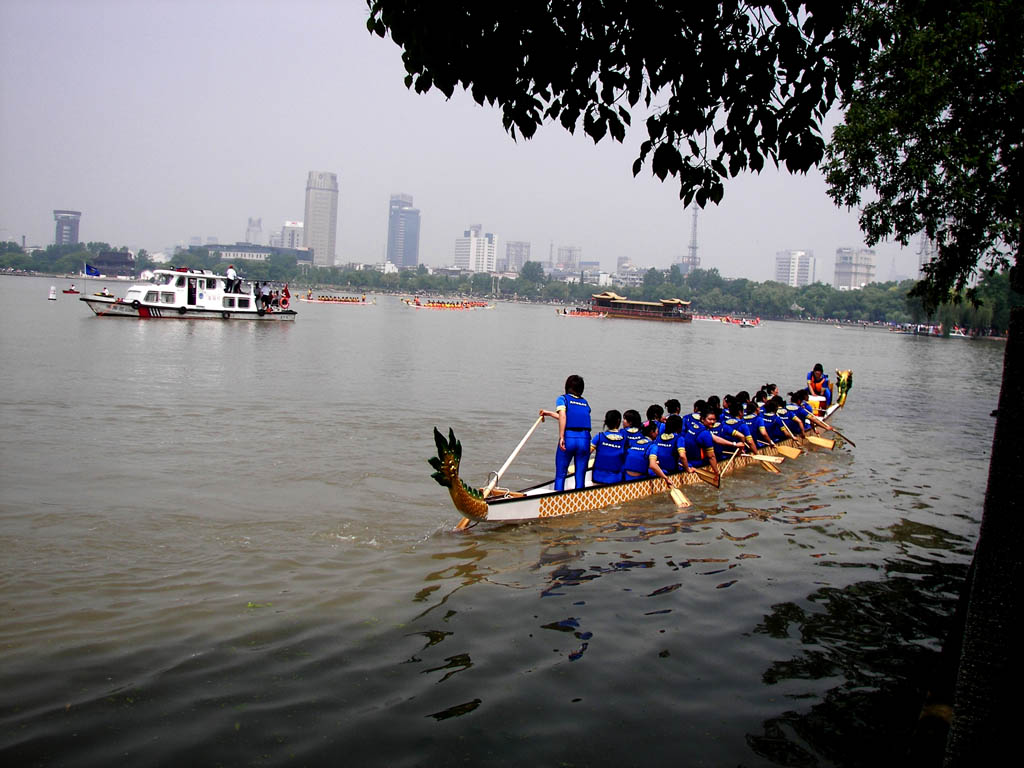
[79,268,297,321]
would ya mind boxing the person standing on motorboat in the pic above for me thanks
[226,264,238,293]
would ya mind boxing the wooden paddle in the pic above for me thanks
[758,458,781,473]
[805,434,836,450]
[775,445,803,460]
[666,481,691,508]
[779,423,809,453]
[828,427,856,447]
[692,466,720,488]
[481,414,544,497]
[748,453,784,464]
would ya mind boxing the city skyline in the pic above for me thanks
[1,0,916,282]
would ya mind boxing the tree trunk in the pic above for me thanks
[945,305,1024,764]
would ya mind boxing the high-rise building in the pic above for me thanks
[281,221,304,249]
[454,224,497,273]
[245,217,262,244]
[917,234,937,279]
[833,247,876,290]
[556,245,582,270]
[53,210,81,246]
[386,194,421,268]
[304,171,339,266]
[506,241,531,272]
[774,250,816,287]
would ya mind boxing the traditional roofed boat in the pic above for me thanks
[590,291,692,322]
[430,370,853,527]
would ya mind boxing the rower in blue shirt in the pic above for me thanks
[623,421,659,479]
[590,409,627,484]
[649,414,685,477]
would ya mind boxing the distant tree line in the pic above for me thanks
[2,242,1019,332]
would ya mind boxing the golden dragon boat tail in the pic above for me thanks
[428,427,490,522]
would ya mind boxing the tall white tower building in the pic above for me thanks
[774,249,816,287]
[281,221,304,249]
[833,247,876,289]
[303,171,339,266]
[454,224,497,273]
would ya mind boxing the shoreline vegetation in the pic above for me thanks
[4,241,1020,334]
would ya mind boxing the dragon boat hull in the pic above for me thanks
[431,390,850,526]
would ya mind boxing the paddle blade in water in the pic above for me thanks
[669,487,691,507]
[806,435,835,450]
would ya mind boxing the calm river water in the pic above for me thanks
[0,275,1002,766]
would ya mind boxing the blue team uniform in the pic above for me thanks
[710,420,735,460]
[649,431,681,476]
[555,393,591,491]
[763,411,786,442]
[683,426,715,468]
[744,413,768,446]
[620,426,646,448]
[590,430,626,484]
[623,437,654,477]
[781,405,805,437]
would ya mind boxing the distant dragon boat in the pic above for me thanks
[402,298,494,310]
[299,294,375,305]
[557,307,607,318]
[430,370,853,526]
[590,291,692,322]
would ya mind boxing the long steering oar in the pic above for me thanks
[481,414,544,497]
[827,427,856,447]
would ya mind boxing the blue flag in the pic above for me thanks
[85,264,100,276]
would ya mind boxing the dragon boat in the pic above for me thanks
[430,370,852,527]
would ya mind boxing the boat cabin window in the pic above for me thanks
[202,279,217,290]
[223,297,235,308]
[144,290,159,303]
[175,276,185,287]
[160,292,175,304]
[237,298,250,308]
[153,273,172,286]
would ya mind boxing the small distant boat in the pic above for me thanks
[557,308,607,318]
[62,285,80,294]
[48,286,57,301]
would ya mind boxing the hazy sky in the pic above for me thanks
[1,0,915,281]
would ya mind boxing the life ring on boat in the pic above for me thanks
[131,300,140,309]
[221,311,230,319]
[257,308,265,316]
[178,306,187,315]
[280,297,290,309]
